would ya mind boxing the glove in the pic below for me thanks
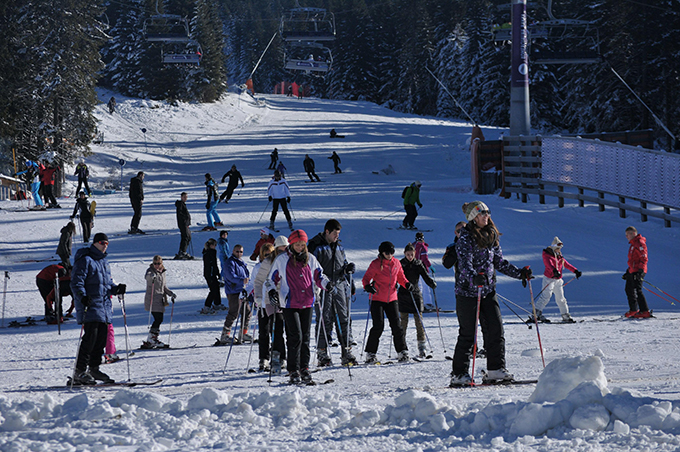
[115,284,127,295]
[344,263,356,274]
[171,294,177,303]
[268,196,272,202]
[364,283,377,294]
[552,269,560,279]
[326,280,335,291]
[430,281,437,289]
[622,272,629,280]
[286,197,291,203]
[241,289,248,297]
[520,267,533,288]
[205,202,210,209]
[574,270,582,279]
[472,273,486,287]
[80,295,91,307]
[268,289,279,307]
[634,271,644,282]
[418,203,423,208]
[406,282,417,292]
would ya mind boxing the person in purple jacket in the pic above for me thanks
[266,230,332,385]
[450,201,533,387]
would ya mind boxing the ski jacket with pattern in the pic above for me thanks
[224,255,250,295]
[144,265,175,313]
[205,178,218,203]
[129,175,144,201]
[74,163,89,179]
[454,225,522,298]
[267,251,329,309]
[362,256,409,303]
[71,245,119,324]
[542,247,577,279]
[175,200,190,229]
[202,248,219,280]
[397,257,435,313]
[627,234,648,273]
[414,240,431,270]
[267,178,290,199]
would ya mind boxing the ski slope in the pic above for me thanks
[1,90,680,451]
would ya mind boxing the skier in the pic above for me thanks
[45,274,74,323]
[253,243,287,372]
[201,238,225,314]
[402,181,422,229]
[249,228,274,261]
[203,173,223,231]
[303,154,321,182]
[623,226,650,318]
[128,171,145,234]
[71,191,93,243]
[267,170,293,231]
[530,237,582,324]
[308,219,357,367]
[329,129,345,139]
[287,85,293,97]
[107,97,116,114]
[268,148,279,170]
[414,231,434,311]
[174,192,193,260]
[266,229,332,384]
[328,151,342,173]
[74,160,91,197]
[36,264,68,323]
[450,202,532,386]
[56,221,76,268]
[276,161,287,178]
[219,165,245,203]
[217,230,230,277]
[215,245,252,345]
[362,241,413,364]
[398,243,437,358]
[14,160,44,208]
[141,256,177,349]
[40,162,60,208]
[70,233,127,384]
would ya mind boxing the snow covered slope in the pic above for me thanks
[1,90,680,451]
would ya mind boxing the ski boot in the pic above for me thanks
[482,368,514,384]
[317,349,332,367]
[213,328,232,346]
[237,329,253,344]
[527,310,551,323]
[364,352,378,364]
[259,359,269,372]
[269,220,276,231]
[72,369,96,385]
[300,368,315,385]
[289,370,301,385]
[561,313,576,323]
[341,348,358,366]
[397,350,410,363]
[89,367,114,383]
[417,341,428,358]
[287,220,294,231]
[449,373,472,387]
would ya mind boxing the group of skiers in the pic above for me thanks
[14,159,65,209]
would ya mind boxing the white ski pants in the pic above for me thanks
[535,276,570,315]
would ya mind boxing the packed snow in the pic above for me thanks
[1,90,680,451]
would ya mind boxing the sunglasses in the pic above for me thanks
[153,262,162,266]
[98,241,109,246]
[234,250,244,254]
[478,210,491,216]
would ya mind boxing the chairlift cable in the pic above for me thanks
[425,67,477,126]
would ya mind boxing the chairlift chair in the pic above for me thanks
[283,44,332,74]
[144,14,191,42]
[280,7,336,42]
[161,41,202,65]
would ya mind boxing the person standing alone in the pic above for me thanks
[402,181,422,229]
[129,171,145,234]
[267,170,293,231]
[219,165,245,203]
[623,226,650,318]
[174,192,193,259]
[303,154,321,182]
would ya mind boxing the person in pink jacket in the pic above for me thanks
[531,237,582,323]
[362,241,416,364]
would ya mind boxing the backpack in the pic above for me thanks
[401,186,409,199]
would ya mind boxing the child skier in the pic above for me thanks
[142,256,177,349]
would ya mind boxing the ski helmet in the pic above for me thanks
[378,241,395,255]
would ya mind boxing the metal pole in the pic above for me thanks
[257,201,271,223]
[2,271,9,328]
[118,294,132,382]
[509,0,531,136]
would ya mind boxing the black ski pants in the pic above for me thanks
[36,277,55,317]
[365,300,407,354]
[270,198,291,223]
[76,178,91,196]
[258,309,286,361]
[625,273,649,312]
[80,217,92,243]
[306,170,320,182]
[452,291,505,376]
[130,199,143,230]
[44,184,58,206]
[151,311,164,330]
[403,204,418,228]
[220,183,238,202]
[283,307,313,373]
[204,277,222,308]
[178,225,191,254]
[76,321,109,372]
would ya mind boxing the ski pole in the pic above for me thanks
[257,201,271,223]
[334,308,352,380]
[643,286,675,306]
[146,279,155,336]
[55,276,61,335]
[470,284,483,384]
[223,305,241,373]
[1,271,9,328]
[379,208,402,221]
[409,291,433,356]
[532,276,576,302]
[267,310,276,385]
[246,304,259,372]
[118,294,132,382]
[527,279,546,368]
[360,293,373,360]
[498,296,533,329]
[644,280,680,305]
[430,272,447,354]
[287,200,297,222]
[167,296,176,347]
[70,324,85,389]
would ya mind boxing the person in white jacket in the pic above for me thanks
[267,170,293,231]
[142,256,177,349]
[265,230,332,385]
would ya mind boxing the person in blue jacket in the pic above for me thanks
[215,244,251,345]
[217,230,230,281]
[70,233,126,385]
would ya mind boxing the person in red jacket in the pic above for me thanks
[362,241,415,364]
[40,162,61,208]
[36,264,68,321]
[250,228,275,261]
[531,237,582,324]
[624,226,650,318]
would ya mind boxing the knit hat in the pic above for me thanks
[93,232,109,243]
[551,236,563,248]
[260,228,272,236]
[288,229,308,244]
[379,241,395,255]
[463,201,490,222]
[274,235,289,248]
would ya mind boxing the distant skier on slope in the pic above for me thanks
[56,221,76,268]
[71,191,93,243]
[303,154,321,182]
[74,160,92,197]
[328,151,342,173]
[402,181,422,229]
[203,173,223,231]
[267,170,293,231]
[219,165,245,203]
[268,148,279,170]
[128,171,145,234]
[174,192,193,260]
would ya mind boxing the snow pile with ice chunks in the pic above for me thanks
[2,89,680,451]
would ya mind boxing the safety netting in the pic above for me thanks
[541,137,680,209]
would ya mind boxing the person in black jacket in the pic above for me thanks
[268,148,279,170]
[328,151,342,173]
[303,154,321,182]
[56,221,77,267]
[128,171,145,234]
[398,243,436,358]
[201,239,224,314]
[174,192,193,260]
[70,191,93,243]
[74,161,91,197]
[219,165,245,203]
